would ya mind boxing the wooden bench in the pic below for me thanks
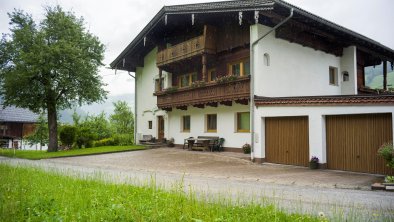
[139,135,153,144]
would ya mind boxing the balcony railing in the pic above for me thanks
[156,76,250,109]
[156,25,216,67]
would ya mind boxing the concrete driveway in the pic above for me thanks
[1,148,393,220]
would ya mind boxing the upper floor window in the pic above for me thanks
[264,53,270,66]
[329,67,338,86]
[208,69,217,82]
[179,72,197,87]
[155,78,164,91]
[228,58,250,77]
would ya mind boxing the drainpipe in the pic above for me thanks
[250,8,294,162]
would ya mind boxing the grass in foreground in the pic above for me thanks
[0,145,145,160]
[0,164,321,222]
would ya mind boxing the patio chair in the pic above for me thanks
[212,138,225,152]
[183,137,194,149]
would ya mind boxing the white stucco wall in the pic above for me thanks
[169,104,250,148]
[251,24,356,97]
[253,105,394,163]
[340,46,357,95]
[135,48,167,141]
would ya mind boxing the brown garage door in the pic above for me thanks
[326,113,393,175]
[265,116,309,166]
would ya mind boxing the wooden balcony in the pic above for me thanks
[156,25,216,67]
[156,76,250,110]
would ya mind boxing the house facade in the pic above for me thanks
[111,0,394,175]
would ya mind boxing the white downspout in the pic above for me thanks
[250,8,294,162]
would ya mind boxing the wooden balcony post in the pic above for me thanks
[202,54,207,82]
[159,69,163,91]
[383,61,387,90]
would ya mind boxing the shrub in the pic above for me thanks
[242,143,251,154]
[59,125,77,148]
[113,134,134,146]
[76,127,95,148]
[378,143,394,169]
[94,138,115,147]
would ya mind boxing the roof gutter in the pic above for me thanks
[249,7,293,162]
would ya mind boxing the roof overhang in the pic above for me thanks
[110,0,394,72]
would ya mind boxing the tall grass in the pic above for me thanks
[0,163,320,221]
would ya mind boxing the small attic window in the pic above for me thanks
[263,53,270,66]
[342,71,349,82]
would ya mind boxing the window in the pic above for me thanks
[342,71,349,82]
[237,112,250,132]
[263,53,270,66]
[182,116,191,132]
[206,114,217,132]
[364,62,394,89]
[329,67,338,85]
[148,121,152,129]
[208,69,217,82]
[178,72,197,87]
[155,78,164,91]
[228,58,250,76]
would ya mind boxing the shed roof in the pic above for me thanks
[0,105,39,123]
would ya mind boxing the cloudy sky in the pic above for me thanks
[1,0,393,97]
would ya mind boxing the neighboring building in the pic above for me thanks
[111,0,394,175]
[0,103,45,150]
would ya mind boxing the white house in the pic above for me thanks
[111,0,394,175]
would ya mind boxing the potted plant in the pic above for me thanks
[242,143,251,154]
[309,156,319,169]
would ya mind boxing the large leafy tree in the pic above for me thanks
[0,6,107,151]
[110,101,134,135]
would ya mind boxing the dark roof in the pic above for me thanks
[254,95,394,106]
[110,0,394,71]
[0,105,39,123]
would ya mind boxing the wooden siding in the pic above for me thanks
[326,114,394,175]
[265,116,309,167]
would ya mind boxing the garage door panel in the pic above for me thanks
[326,113,393,175]
[265,116,309,167]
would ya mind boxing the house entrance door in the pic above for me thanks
[157,116,165,141]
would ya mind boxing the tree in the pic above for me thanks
[24,112,49,150]
[82,112,112,140]
[110,101,134,135]
[0,6,107,151]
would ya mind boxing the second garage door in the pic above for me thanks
[265,116,309,166]
[326,113,393,175]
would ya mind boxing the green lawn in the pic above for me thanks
[0,164,320,221]
[0,145,145,160]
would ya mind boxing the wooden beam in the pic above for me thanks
[193,104,205,109]
[235,99,248,105]
[206,102,218,107]
[162,107,172,112]
[219,101,232,106]
[158,69,163,91]
[276,27,343,57]
[202,54,207,82]
[176,106,187,110]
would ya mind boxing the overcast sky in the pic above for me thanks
[1,0,393,97]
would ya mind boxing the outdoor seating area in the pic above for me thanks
[183,136,224,152]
